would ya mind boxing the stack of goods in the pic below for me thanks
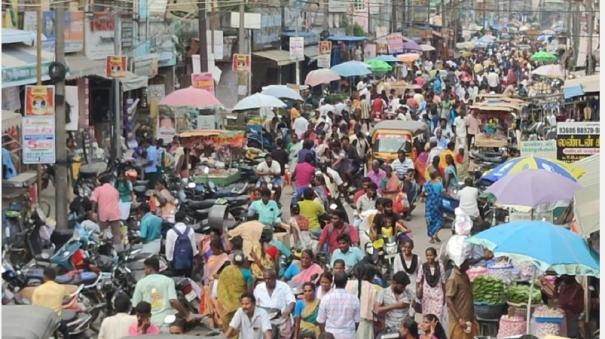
[487,260,516,284]
[506,284,543,305]
[466,266,488,282]
[472,276,507,319]
[531,306,565,337]
[497,315,526,338]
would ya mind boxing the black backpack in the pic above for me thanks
[172,225,193,270]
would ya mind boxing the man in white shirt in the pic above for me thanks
[487,68,499,91]
[253,269,296,337]
[224,293,272,339]
[391,150,415,180]
[98,292,136,339]
[455,177,480,219]
[317,271,360,338]
[293,115,309,139]
[359,85,372,105]
[255,153,282,190]
[165,211,199,277]
[453,111,467,150]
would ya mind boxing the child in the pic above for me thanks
[128,301,160,336]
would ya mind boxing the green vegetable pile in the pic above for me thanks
[472,276,506,304]
[506,284,542,304]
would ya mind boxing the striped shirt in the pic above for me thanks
[317,288,360,339]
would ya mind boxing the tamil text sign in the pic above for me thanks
[520,140,557,159]
[556,122,600,162]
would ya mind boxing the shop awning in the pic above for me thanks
[2,44,53,88]
[304,46,318,59]
[253,49,296,66]
[65,55,106,80]
[327,35,367,42]
[1,29,36,45]
[101,71,148,92]
[563,74,600,99]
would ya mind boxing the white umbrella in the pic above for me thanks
[419,44,436,52]
[261,85,303,101]
[531,64,565,79]
[232,93,286,111]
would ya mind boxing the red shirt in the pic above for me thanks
[372,98,384,113]
[293,162,315,189]
[318,223,359,254]
[352,189,365,204]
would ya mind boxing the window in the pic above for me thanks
[354,0,366,11]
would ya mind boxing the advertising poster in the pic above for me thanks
[85,11,115,60]
[232,54,251,72]
[289,37,305,61]
[23,11,84,53]
[22,115,55,164]
[386,33,404,54]
[520,140,557,159]
[105,56,127,78]
[318,41,332,68]
[65,86,79,131]
[376,43,388,55]
[25,85,55,116]
[556,122,600,162]
[364,43,376,60]
[157,107,176,142]
[191,72,215,94]
[319,41,332,54]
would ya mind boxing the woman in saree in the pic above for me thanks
[283,249,323,289]
[380,166,402,200]
[215,252,248,332]
[423,170,444,244]
[293,282,321,339]
[414,142,430,187]
[200,238,230,327]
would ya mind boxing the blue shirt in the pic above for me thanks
[248,200,281,226]
[330,246,364,269]
[2,148,16,179]
[145,145,158,173]
[140,212,162,243]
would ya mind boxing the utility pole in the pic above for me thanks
[237,0,247,100]
[199,0,209,72]
[367,0,372,37]
[35,0,42,200]
[113,5,122,161]
[426,0,430,39]
[323,0,329,31]
[54,2,68,229]
[391,0,397,32]
[586,0,593,75]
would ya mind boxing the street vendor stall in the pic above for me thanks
[178,129,247,186]
[470,96,528,148]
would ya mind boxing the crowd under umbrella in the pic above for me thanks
[159,86,223,108]
[397,53,420,64]
[530,51,558,63]
[232,93,287,111]
[485,169,581,209]
[479,155,585,184]
[261,85,303,101]
[330,61,371,77]
[304,69,341,87]
[467,220,600,333]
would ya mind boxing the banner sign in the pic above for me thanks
[85,12,115,59]
[556,122,600,162]
[364,43,376,60]
[377,43,388,55]
[105,56,127,78]
[289,37,305,61]
[520,140,557,159]
[318,41,332,68]
[191,72,215,94]
[22,115,55,164]
[386,33,404,54]
[25,85,55,116]
[232,54,251,72]
[23,11,84,53]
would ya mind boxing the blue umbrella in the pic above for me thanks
[261,85,303,101]
[479,156,584,183]
[467,220,600,332]
[467,220,599,276]
[375,54,398,62]
[330,61,371,77]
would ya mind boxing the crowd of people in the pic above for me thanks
[22,30,597,339]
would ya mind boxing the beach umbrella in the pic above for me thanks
[419,44,436,52]
[480,156,584,183]
[397,53,420,63]
[374,54,398,62]
[486,169,581,207]
[330,61,371,77]
[531,64,565,79]
[365,59,393,73]
[304,69,341,87]
[402,40,421,51]
[261,85,303,101]
[232,93,286,111]
[530,51,557,63]
[159,87,222,108]
[468,220,600,332]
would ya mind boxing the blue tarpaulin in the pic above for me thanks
[563,84,584,99]
[327,35,367,42]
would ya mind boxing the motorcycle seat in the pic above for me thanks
[133,185,147,194]
[62,310,77,323]
[187,199,215,210]
[55,271,98,285]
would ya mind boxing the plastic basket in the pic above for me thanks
[474,302,507,320]
[534,316,564,324]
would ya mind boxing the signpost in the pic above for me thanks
[289,37,304,84]
[520,140,557,159]
[556,122,600,162]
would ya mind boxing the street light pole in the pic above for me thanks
[54,2,68,229]
[113,5,122,161]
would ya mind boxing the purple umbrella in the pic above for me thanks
[486,169,581,207]
[402,40,421,51]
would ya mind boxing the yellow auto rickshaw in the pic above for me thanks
[369,120,428,166]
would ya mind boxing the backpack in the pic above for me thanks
[172,225,193,270]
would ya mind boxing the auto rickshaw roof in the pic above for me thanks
[371,120,427,134]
